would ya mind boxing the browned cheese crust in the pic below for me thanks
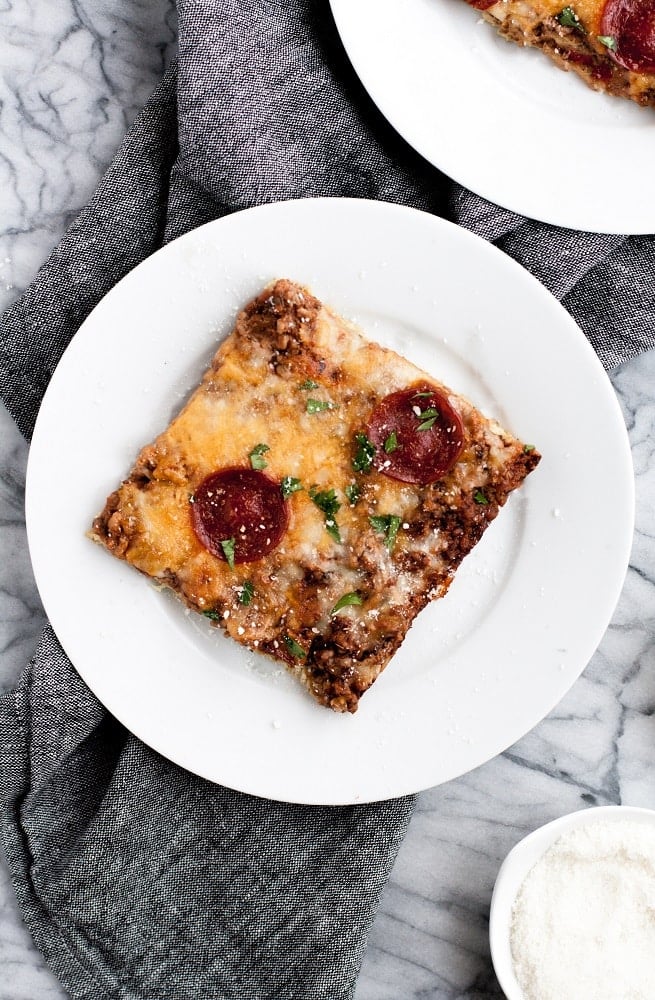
[90,279,540,713]
[480,0,655,105]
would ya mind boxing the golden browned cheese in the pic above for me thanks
[481,0,655,105]
[90,280,540,713]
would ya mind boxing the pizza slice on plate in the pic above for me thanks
[90,279,540,713]
[467,0,655,105]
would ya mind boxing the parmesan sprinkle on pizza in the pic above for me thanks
[89,279,540,713]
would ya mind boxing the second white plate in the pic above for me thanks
[26,199,633,804]
[330,0,655,233]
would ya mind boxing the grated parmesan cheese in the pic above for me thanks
[510,819,655,1000]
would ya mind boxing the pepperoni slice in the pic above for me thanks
[601,0,655,73]
[366,384,465,486]
[191,468,288,564]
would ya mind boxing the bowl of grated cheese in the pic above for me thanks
[489,805,655,1000]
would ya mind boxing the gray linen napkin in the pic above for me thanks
[1,4,654,999]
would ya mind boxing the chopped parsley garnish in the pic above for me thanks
[384,431,398,453]
[412,391,433,399]
[202,609,222,621]
[325,522,341,543]
[310,487,342,543]
[353,432,375,473]
[220,537,236,569]
[281,476,303,499]
[284,635,307,659]
[331,592,364,615]
[239,581,254,606]
[298,379,319,390]
[597,34,617,49]
[416,407,440,431]
[523,443,536,454]
[369,514,402,551]
[249,443,270,470]
[306,398,337,414]
[310,487,340,518]
[557,6,584,30]
[474,489,489,505]
[345,482,361,506]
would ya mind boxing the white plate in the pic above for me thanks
[330,0,655,233]
[26,198,633,804]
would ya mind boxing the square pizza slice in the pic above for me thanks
[466,0,655,106]
[90,279,540,713]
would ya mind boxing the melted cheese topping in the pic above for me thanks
[486,0,655,102]
[127,305,444,586]
[490,0,603,29]
[91,280,537,712]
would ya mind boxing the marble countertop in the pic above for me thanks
[1,3,654,998]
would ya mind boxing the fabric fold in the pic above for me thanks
[1,631,415,1000]
[452,184,655,367]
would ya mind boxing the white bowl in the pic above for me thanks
[489,804,655,999]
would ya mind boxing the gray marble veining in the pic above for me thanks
[1,3,654,998]
[0,0,177,319]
